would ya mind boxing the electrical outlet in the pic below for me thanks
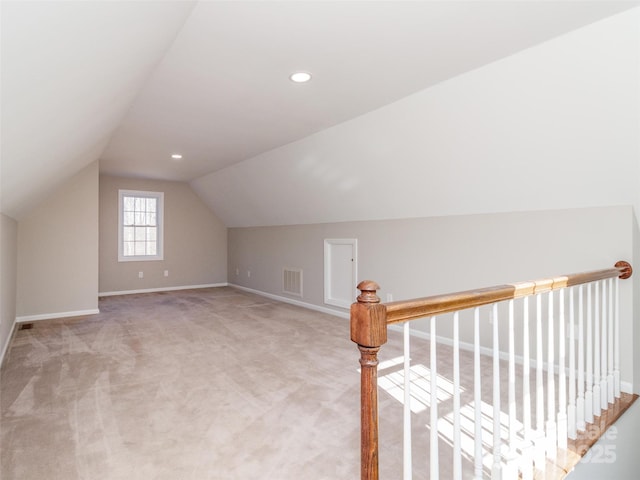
[386,293,393,302]
[138,271,144,279]
[164,270,169,277]
[236,268,239,276]
[247,270,251,278]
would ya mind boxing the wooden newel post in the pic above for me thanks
[351,280,388,480]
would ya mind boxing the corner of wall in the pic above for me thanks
[16,161,99,318]
[632,209,640,394]
[1,213,19,366]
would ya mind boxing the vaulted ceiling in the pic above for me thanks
[2,1,638,220]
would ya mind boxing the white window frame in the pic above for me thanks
[118,189,164,262]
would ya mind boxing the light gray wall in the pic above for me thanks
[99,175,227,293]
[228,206,636,389]
[16,161,99,318]
[1,213,18,362]
[568,400,640,480]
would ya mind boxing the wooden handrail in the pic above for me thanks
[384,261,632,324]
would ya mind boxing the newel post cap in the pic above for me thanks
[615,260,632,279]
[351,280,387,347]
[357,280,381,304]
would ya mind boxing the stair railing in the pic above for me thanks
[350,261,633,480]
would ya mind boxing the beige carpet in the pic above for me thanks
[1,287,556,479]
[2,288,368,479]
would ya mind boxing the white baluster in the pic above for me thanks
[585,283,593,423]
[521,297,533,480]
[568,287,577,440]
[600,280,608,410]
[508,300,517,452]
[430,316,439,480]
[403,321,412,480]
[614,277,621,397]
[593,282,601,417]
[546,291,557,459]
[557,289,567,450]
[453,312,461,480]
[576,285,586,431]
[503,301,518,479]
[534,294,545,472]
[492,304,502,480]
[474,307,483,480]
[607,278,614,404]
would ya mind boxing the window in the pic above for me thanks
[118,190,164,262]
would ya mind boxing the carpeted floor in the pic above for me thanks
[2,288,369,479]
[0,287,578,479]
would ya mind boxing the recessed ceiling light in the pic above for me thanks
[289,72,312,83]
[171,154,183,159]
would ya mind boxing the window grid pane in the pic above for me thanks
[124,197,134,211]
[134,242,146,256]
[123,242,135,256]
[123,227,134,241]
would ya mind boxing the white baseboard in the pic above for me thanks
[228,283,349,319]
[388,324,636,391]
[99,283,228,297]
[16,308,100,323]
[389,325,567,374]
[0,320,17,367]
[388,323,501,360]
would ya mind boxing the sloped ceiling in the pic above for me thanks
[0,1,197,219]
[192,5,640,227]
[1,1,638,221]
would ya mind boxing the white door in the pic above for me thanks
[324,239,357,308]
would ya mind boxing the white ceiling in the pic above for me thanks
[2,1,638,219]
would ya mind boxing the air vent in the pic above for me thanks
[283,267,303,297]
[19,323,34,330]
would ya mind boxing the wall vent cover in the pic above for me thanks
[283,267,303,297]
